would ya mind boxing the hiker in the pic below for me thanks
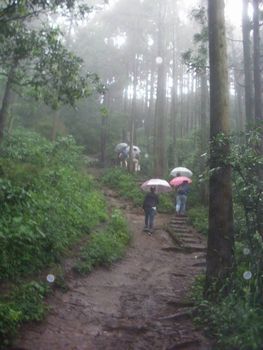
[133,152,140,172]
[142,186,159,233]
[175,180,190,216]
[118,147,128,168]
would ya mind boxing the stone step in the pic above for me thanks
[182,239,199,245]
[192,262,207,267]
[162,246,207,254]
[166,338,202,350]
[169,225,189,232]
[170,219,187,225]
[182,243,206,251]
[180,233,196,239]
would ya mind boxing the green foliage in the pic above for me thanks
[10,282,48,322]
[191,127,263,349]
[101,167,174,212]
[0,303,21,349]
[101,168,144,206]
[0,128,107,281]
[0,281,48,349]
[228,127,263,301]
[191,276,263,350]
[0,20,101,118]
[0,1,91,24]
[0,128,110,346]
[158,193,175,213]
[75,209,130,274]
[188,206,208,235]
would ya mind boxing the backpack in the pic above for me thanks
[177,185,184,195]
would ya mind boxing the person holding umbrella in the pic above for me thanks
[142,186,159,234]
[169,174,192,216]
[175,179,190,216]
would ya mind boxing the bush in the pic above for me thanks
[0,129,107,281]
[0,303,21,349]
[0,281,48,349]
[192,276,263,350]
[187,206,208,235]
[75,209,130,274]
[158,192,175,213]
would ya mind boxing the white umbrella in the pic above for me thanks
[170,167,193,178]
[115,143,128,153]
[141,179,172,193]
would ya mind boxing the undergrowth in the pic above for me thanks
[0,281,48,349]
[0,128,107,281]
[187,206,208,235]
[101,167,174,213]
[75,209,130,274]
[191,275,263,350]
[189,127,263,350]
[0,128,109,348]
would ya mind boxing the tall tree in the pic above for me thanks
[205,0,234,296]
[0,25,97,142]
[253,0,262,122]
[242,0,254,125]
[153,1,167,177]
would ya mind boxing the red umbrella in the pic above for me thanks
[170,176,192,187]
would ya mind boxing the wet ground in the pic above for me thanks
[14,187,211,350]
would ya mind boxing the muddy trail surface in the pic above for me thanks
[14,181,211,350]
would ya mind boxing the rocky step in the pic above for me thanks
[182,239,200,245]
[162,246,207,254]
[166,338,202,350]
[169,227,190,233]
[182,243,206,250]
[192,262,207,267]
[180,234,198,240]
[171,224,188,229]
[170,219,187,225]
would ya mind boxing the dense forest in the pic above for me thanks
[0,0,262,349]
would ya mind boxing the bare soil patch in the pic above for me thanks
[14,187,211,350]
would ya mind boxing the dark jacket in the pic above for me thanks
[177,183,190,195]
[143,192,159,210]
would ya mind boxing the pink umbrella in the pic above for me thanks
[170,176,192,187]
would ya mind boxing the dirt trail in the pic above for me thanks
[14,186,211,350]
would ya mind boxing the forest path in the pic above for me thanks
[14,169,211,350]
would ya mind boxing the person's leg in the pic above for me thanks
[144,209,149,228]
[180,195,187,215]
[134,159,138,172]
[176,195,181,215]
[149,208,156,230]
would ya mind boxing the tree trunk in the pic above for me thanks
[0,61,17,142]
[205,0,234,297]
[200,71,209,205]
[100,93,109,166]
[128,57,138,172]
[253,0,262,122]
[242,0,254,126]
[51,110,60,142]
[170,23,178,166]
[153,2,167,177]
[252,0,263,236]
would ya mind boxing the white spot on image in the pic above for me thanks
[243,271,252,280]
[47,274,55,283]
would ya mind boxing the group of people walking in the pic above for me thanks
[116,143,141,172]
[142,174,190,234]
[115,142,192,235]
